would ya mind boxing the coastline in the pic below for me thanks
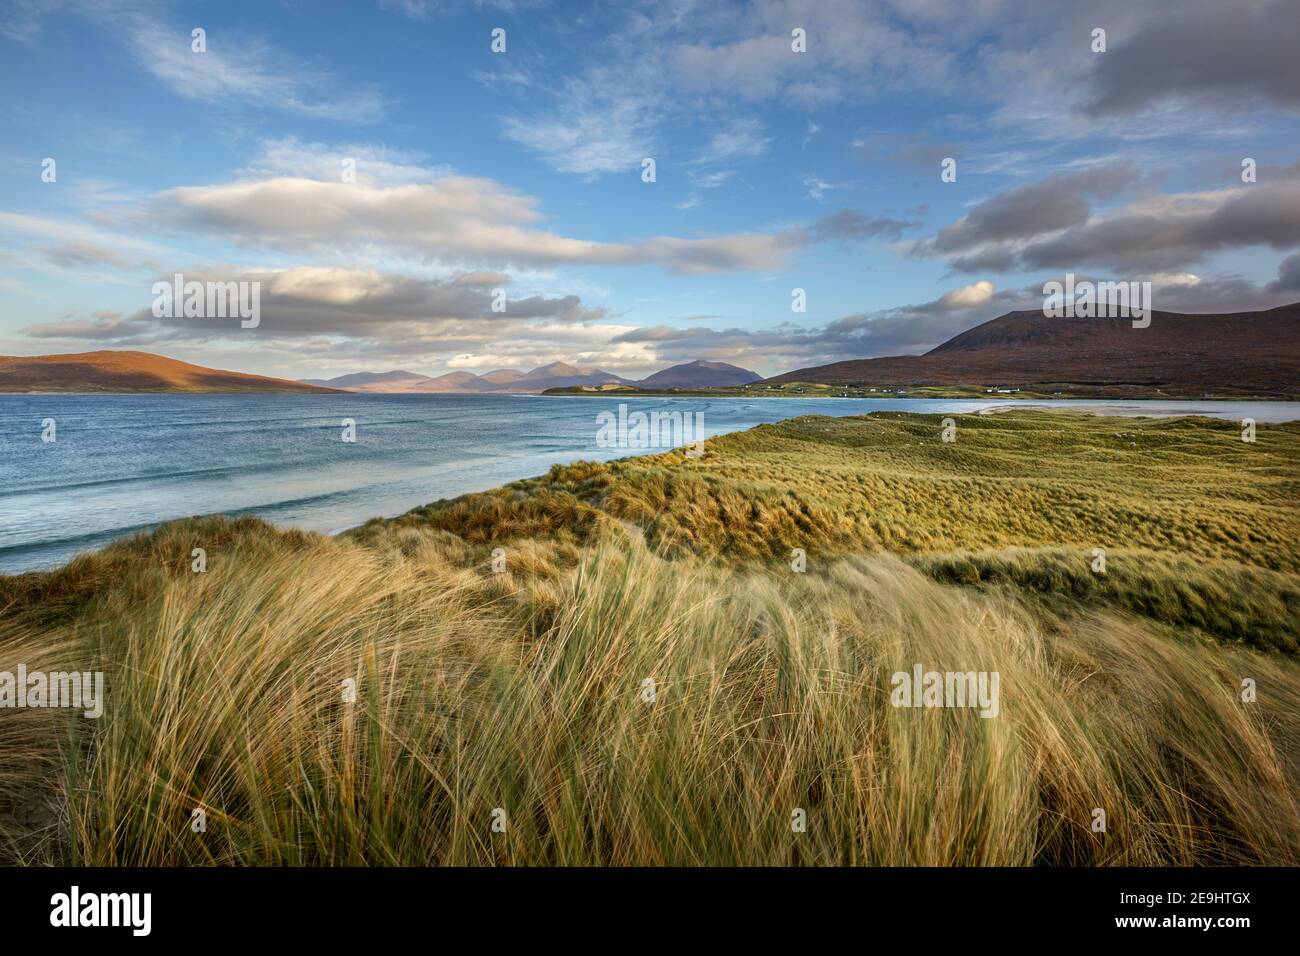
[5,407,1297,866]
[5,384,1292,400]
[539,387,1296,401]
[6,401,1299,576]
[974,402,1287,418]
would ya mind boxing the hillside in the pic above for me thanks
[299,370,435,390]
[301,361,632,393]
[638,359,761,388]
[302,359,760,393]
[480,369,525,384]
[0,350,340,394]
[764,303,1300,398]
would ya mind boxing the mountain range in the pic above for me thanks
[765,303,1300,397]
[299,359,763,393]
[3,304,1297,396]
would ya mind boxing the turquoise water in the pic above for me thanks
[2,393,1296,573]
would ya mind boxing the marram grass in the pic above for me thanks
[1,411,1297,865]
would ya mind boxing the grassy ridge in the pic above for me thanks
[1,411,1297,865]
[381,411,1300,569]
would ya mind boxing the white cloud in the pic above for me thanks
[936,280,995,309]
[501,71,658,176]
[0,210,171,279]
[696,118,771,164]
[142,175,798,274]
[687,170,736,189]
[243,138,450,185]
[21,266,608,346]
[802,119,821,149]
[803,175,836,201]
[127,19,388,122]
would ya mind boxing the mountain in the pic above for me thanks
[295,361,634,393]
[413,371,485,392]
[295,357,764,394]
[763,303,1300,398]
[351,371,485,394]
[300,370,443,392]
[513,363,634,390]
[500,362,633,390]
[0,350,341,394]
[638,359,762,388]
[480,369,525,384]
[300,369,497,393]
[521,361,588,380]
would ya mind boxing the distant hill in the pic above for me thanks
[512,362,635,390]
[15,305,1295,398]
[521,361,585,380]
[0,350,341,394]
[300,362,627,393]
[300,370,432,390]
[347,371,484,394]
[480,369,525,384]
[638,359,761,388]
[763,303,1300,398]
[301,358,761,393]
[299,361,613,392]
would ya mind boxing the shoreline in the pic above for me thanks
[3,388,1294,401]
[542,392,1291,402]
[6,404,1299,577]
[7,406,1299,868]
[974,402,1282,418]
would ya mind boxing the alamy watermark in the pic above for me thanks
[152,273,260,329]
[596,404,705,458]
[1,665,104,718]
[50,886,150,936]
[890,664,1000,718]
[1042,274,1151,328]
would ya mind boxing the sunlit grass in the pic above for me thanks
[1,411,1296,865]
[386,411,1299,570]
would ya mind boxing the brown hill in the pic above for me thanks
[764,303,1300,397]
[298,361,636,393]
[638,359,762,388]
[344,371,483,393]
[0,350,341,393]
[479,369,525,384]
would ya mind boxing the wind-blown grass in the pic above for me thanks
[381,411,1300,571]
[1,411,1297,865]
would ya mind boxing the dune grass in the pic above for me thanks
[387,410,1300,570]
[1,410,1297,866]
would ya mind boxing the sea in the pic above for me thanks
[2,393,1296,573]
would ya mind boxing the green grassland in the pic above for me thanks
[388,410,1299,572]
[1,410,1297,865]
[542,381,1261,399]
[544,382,1059,398]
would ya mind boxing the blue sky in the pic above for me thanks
[2,0,1299,379]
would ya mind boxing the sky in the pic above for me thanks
[1,0,1299,381]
